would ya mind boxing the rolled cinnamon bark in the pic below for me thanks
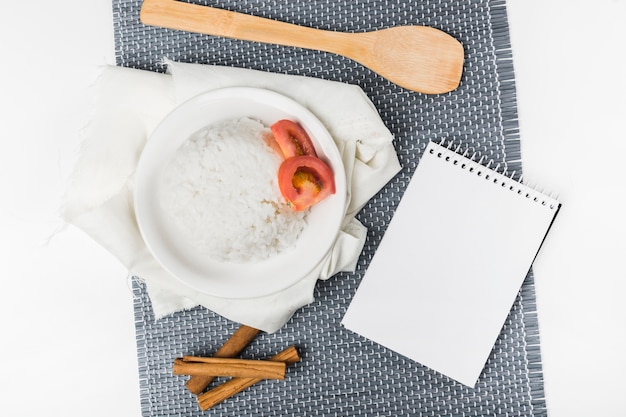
[174,357,286,380]
[197,345,300,411]
[185,325,260,394]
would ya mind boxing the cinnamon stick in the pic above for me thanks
[186,325,260,394]
[197,346,300,411]
[174,357,286,380]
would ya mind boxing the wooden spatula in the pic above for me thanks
[140,0,464,94]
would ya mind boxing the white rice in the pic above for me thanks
[160,117,307,263]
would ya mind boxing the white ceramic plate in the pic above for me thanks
[134,87,347,299]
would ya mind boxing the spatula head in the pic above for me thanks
[356,26,464,94]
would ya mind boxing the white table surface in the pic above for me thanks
[1,1,624,416]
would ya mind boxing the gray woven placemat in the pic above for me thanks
[113,0,548,415]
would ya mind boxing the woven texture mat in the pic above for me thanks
[113,0,548,415]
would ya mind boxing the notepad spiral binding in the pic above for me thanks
[430,140,559,211]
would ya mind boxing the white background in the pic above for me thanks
[1,1,624,416]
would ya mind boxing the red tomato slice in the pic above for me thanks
[277,155,336,211]
[270,120,318,158]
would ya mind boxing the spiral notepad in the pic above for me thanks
[342,140,560,387]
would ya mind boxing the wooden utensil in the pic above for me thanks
[140,0,464,94]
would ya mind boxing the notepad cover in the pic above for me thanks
[342,141,559,387]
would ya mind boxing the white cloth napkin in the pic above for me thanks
[62,61,401,332]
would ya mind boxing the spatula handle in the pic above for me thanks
[140,0,351,54]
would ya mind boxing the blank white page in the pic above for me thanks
[342,141,559,387]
